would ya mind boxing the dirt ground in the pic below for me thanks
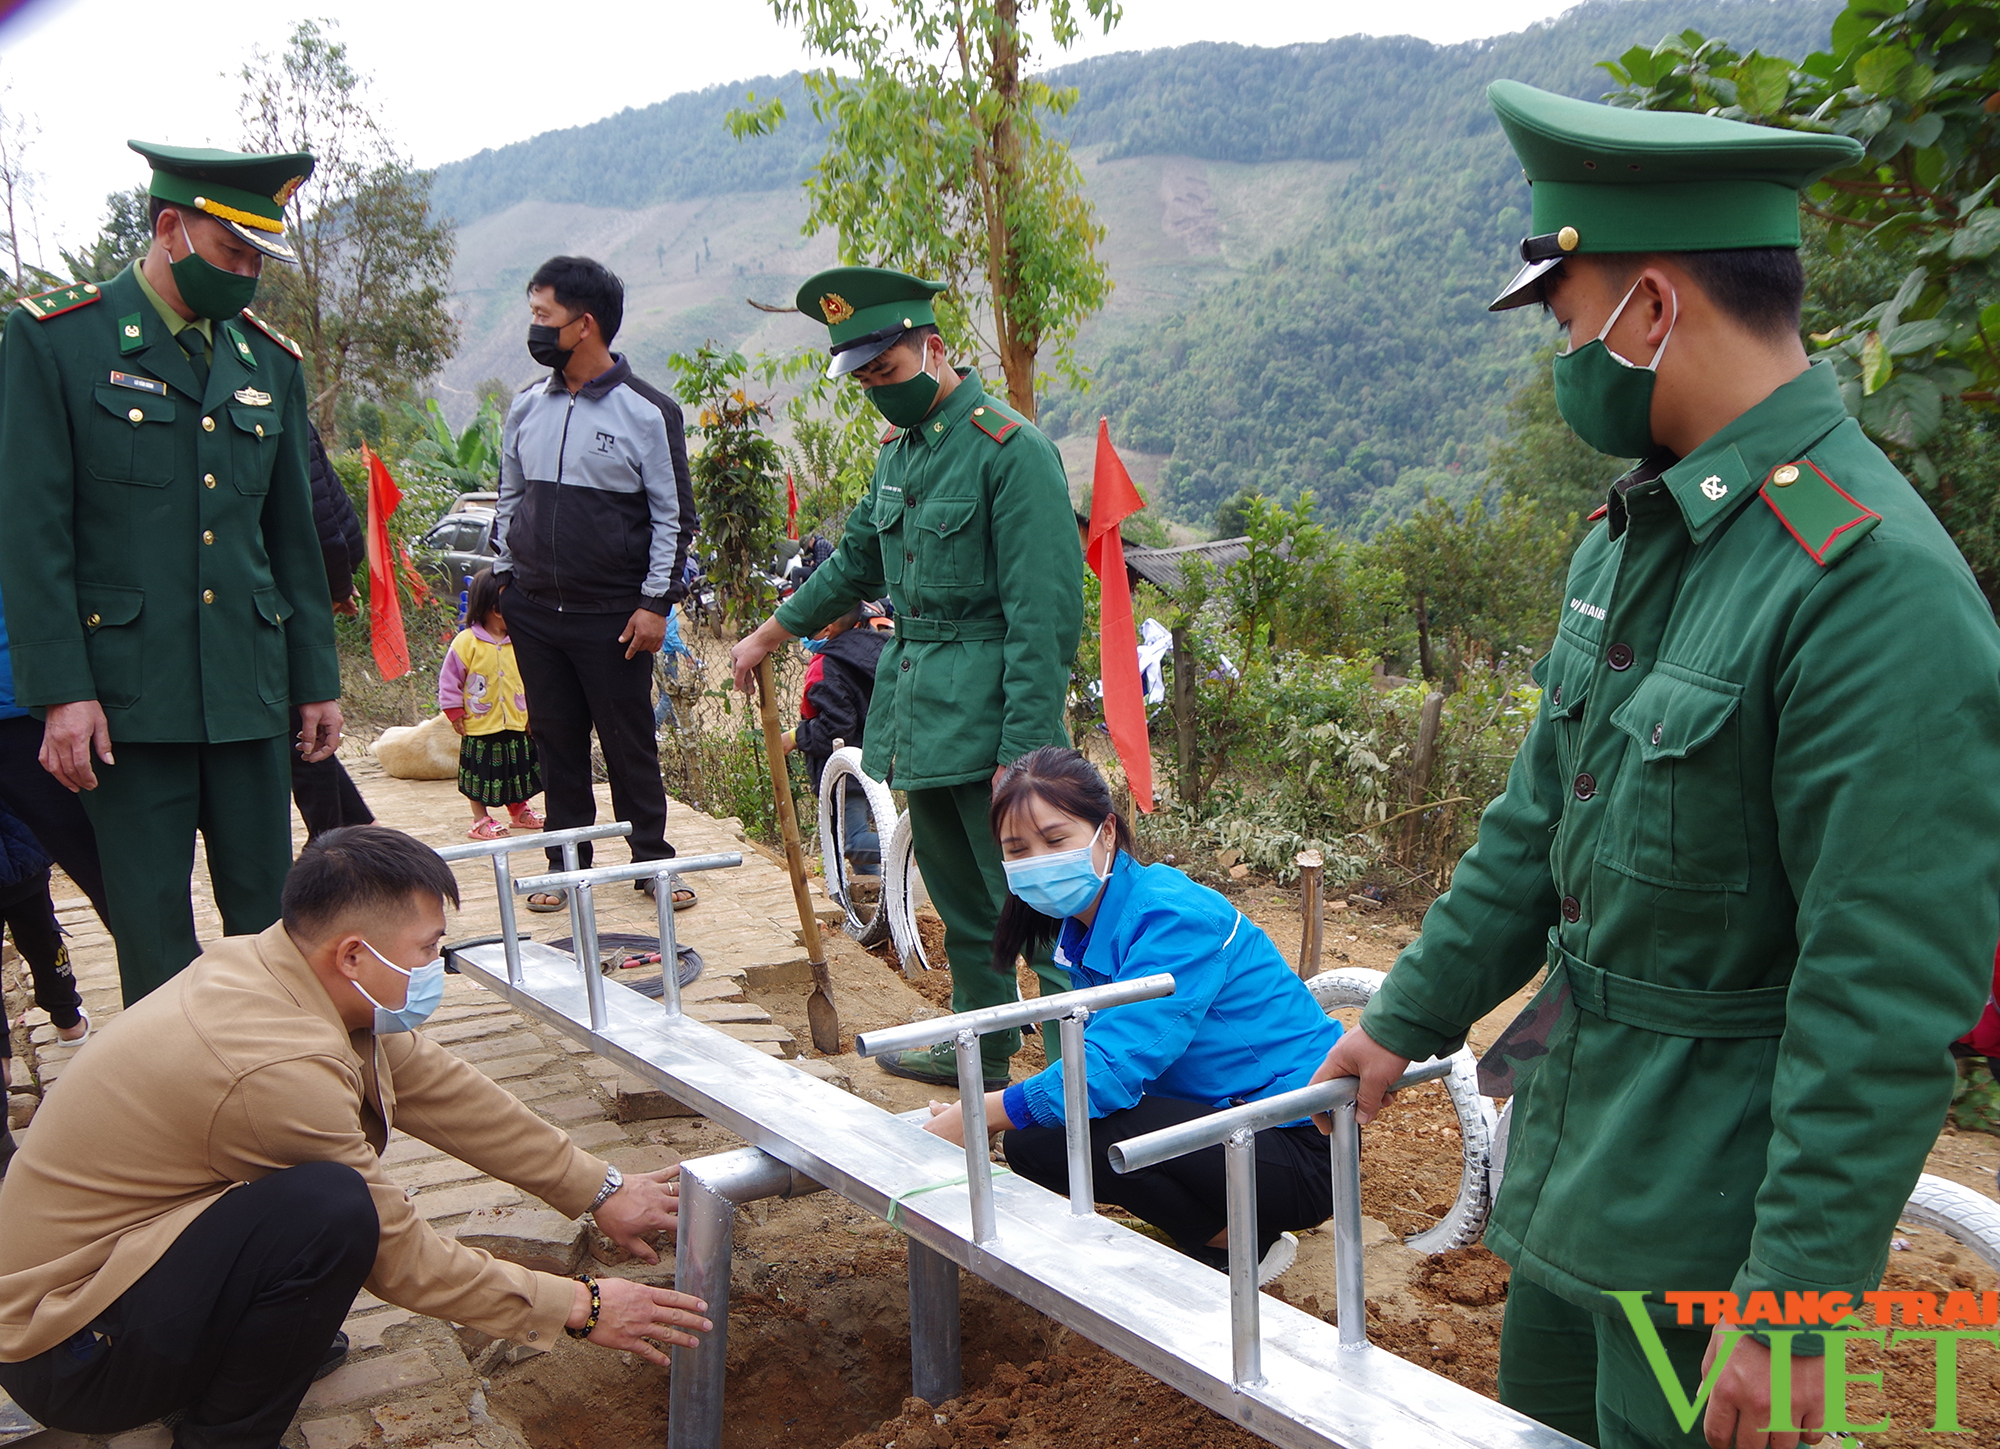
[495,873,2000,1449]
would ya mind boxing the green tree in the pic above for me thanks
[57,187,150,285]
[731,0,1117,416]
[400,396,503,493]
[671,344,784,630]
[1600,0,1999,477]
[1372,496,1575,683]
[239,19,458,444]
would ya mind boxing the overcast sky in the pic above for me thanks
[0,0,1572,256]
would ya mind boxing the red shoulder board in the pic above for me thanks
[969,404,1022,444]
[17,280,103,320]
[880,425,902,444]
[1587,504,1609,522]
[1759,459,1880,567]
[238,307,303,359]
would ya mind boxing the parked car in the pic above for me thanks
[414,503,498,596]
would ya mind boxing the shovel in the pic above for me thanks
[755,657,842,1055]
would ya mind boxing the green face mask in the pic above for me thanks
[171,217,261,321]
[865,347,941,428]
[1551,278,1677,458]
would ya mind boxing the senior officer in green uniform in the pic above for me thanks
[1315,84,2000,1449]
[732,267,1083,1088]
[0,143,340,1005]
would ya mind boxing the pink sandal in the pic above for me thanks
[508,807,545,830]
[467,817,510,841]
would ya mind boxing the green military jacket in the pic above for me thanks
[1364,363,2000,1324]
[774,372,1083,790]
[0,265,337,743]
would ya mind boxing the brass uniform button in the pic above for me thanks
[202,589,215,604]
[86,612,101,627]
[202,530,215,545]
[255,424,264,438]
[126,407,143,422]
[1771,464,1800,487]
[974,407,985,416]
[202,417,215,432]
[1557,225,1580,251]
[204,474,217,488]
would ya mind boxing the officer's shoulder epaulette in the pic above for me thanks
[238,307,302,359]
[880,425,902,444]
[1587,503,1609,522]
[969,399,1027,444]
[1758,458,1881,566]
[16,280,103,321]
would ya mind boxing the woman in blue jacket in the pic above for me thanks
[923,747,1340,1280]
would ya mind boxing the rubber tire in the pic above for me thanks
[817,746,897,947]
[1305,965,1496,1254]
[883,809,936,977]
[1901,1173,2000,1276]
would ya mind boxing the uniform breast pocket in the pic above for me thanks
[1534,635,1594,779]
[227,405,283,495]
[919,495,986,589]
[873,488,909,587]
[1597,664,1749,892]
[85,385,176,486]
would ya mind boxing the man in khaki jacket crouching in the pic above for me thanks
[0,825,708,1448]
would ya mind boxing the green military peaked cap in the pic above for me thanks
[1486,80,1863,311]
[129,140,314,265]
[796,265,948,378]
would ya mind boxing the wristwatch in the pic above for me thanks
[587,1165,623,1213]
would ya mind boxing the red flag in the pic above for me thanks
[362,443,412,681]
[1087,418,1153,812]
[785,471,799,540]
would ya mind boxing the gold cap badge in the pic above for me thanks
[273,175,306,207]
[820,293,854,325]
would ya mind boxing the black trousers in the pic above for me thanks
[0,871,82,1043]
[0,1161,376,1449]
[287,707,374,842]
[504,590,671,871]
[0,715,107,920]
[1004,1095,1332,1264]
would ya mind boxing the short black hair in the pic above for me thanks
[895,323,941,357]
[282,825,460,939]
[149,196,170,228]
[1594,248,1805,340]
[528,255,624,345]
[465,566,502,629]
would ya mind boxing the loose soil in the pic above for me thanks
[478,876,2000,1448]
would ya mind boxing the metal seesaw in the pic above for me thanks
[433,822,1583,1449]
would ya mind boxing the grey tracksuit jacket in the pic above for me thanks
[494,356,696,614]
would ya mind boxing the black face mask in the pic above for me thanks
[527,321,575,371]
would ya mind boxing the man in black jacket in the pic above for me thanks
[290,426,374,840]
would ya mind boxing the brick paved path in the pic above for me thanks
[2,753,854,1449]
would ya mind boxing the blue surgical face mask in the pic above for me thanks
[800,637,829,655]
[1003,822,1112,919]
[355,941,446,1034]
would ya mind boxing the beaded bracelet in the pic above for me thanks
[566,1273,601,1340]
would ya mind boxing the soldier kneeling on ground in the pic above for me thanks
[0,826,708,1446]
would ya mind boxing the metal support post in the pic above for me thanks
[668,1149,824,1449]
[560,838,584,980]
[1058,1008,1094,1215]
[1226,1127,1263,1389]
[575,880,606,1032]
[491,853,522,987]
[1329,1096,1366,1349]
[907,1240,963,1404]
[655,862,683,1019]
[955,1028,997,1245]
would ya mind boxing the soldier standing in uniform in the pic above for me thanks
[1314,85,2000,1448]
[0,143,341,1005]
[732,267,1083,1089]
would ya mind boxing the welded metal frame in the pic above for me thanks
[443,834,1583,1449]
[1109,1060,1455,1383]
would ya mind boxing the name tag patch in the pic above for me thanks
[108,371,165,396]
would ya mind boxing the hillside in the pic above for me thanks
[428,0,1837,528]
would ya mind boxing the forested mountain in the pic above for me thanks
[428,0,1838,530]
